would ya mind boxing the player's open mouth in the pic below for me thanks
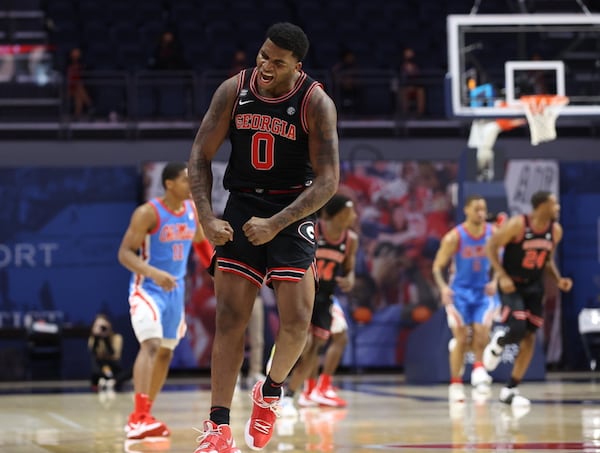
[259,72,274,84]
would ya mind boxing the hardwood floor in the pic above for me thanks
[0,372,598,452]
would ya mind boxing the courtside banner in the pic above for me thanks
[0,166,139,378]
[0,167,138,327]
[504,159,559,215]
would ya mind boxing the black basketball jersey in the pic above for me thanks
[315,221,349,298]
[502,214,554,284]
[224,68,321,191]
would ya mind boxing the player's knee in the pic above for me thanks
[333,331,348,348]
[312,336,327,354]
[215,302,249,333]
[471,330,488,350]
[283,318,311,336]
[157,345,174,360]
[452,328,469,348]
[140,338,162,356]
[280,320,311,347]
[282,306,313,332]
[522,329,537,346]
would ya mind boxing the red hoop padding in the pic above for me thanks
[520,94,569,113]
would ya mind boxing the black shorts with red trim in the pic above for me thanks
[311,292,334,340]
[213,191,317,288]
[499,279,544,332]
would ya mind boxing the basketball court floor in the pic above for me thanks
[0,372,599,452]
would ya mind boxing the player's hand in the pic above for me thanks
[557,277,573,292]
[149,268,178,291]
[441,286,454,305]
[203,217,234,246]
[498,275,516,294]
[484,281,497,296]
[335,275,354,293]
[243,216,277,246]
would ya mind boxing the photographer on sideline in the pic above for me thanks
[88,314,130,391]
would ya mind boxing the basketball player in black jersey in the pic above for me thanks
[483,191,572,406]
[188,22,339,453]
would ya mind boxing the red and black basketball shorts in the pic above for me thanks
[311,292,334,340]
[214,191,317,288]
[499,279,544,332]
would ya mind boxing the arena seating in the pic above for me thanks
[2,0,582,122]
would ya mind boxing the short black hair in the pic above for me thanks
[322,194,353,217]
[464,194,484,206]
[161,162,186,188]
[266,22,309,61]
[531,190,552,209]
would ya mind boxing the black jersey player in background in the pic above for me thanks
[483,191,572,406]
[279,193,358,413]
[188,22,339,453]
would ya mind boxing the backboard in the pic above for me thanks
[447,14,600,117]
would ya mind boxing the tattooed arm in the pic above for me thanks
[188,76,238,246]
[243,85,340,246]
[287,86,340,223]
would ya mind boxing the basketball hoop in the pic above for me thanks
[520,95,569,146]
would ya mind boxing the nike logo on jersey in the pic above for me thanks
[239,99,254,105]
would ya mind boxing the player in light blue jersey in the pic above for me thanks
[433,195,498,402]
[118,162,213,440]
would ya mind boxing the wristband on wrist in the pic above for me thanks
[193,238,214,268]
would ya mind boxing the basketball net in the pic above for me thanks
[520,95,569,146]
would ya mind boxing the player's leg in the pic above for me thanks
[193,270,256,453]
[470,292,496,389]
[483,290,527,372]
[312,298,348,407]
[298,294,333,406]
[243,202,318,450]
[446,294,469,402]
[268,272,315,382]
[245,270,315,450]
[288,334,316,394]
[211,270,259,411]
[321,297,348,377]
[512,330,536,380]
[246,295,266,386]
[280,332,312,416]
[148,346,173,401]
[299,357,319,406]
[194,194,261,453]
[312,333,346,407]
[282,332,325,413]
[149,288,185,403]
[322,330,347,375]
[449,326,469,377]
[448,325,469,401]
[127,289,169,439]
[194,269,255,453]
[499,286,543,406]
[132,339,160,394]
[498,327,535,407]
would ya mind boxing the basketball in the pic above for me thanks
[352,306,373,324]
[411,305,432,323]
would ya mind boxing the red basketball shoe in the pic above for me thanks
[244,380,282,450]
